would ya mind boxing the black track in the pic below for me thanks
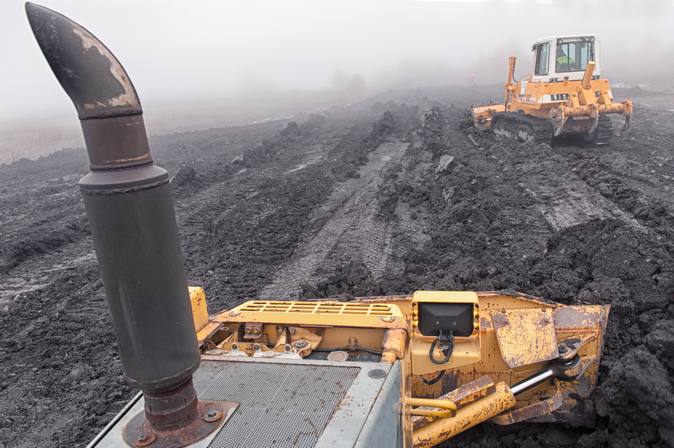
[491,112,553,145]
[491,112,613,146]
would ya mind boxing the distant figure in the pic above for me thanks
[556,46,574,69]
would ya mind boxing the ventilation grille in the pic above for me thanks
[243,301,395,315]
[193,361,360,448]
[220,301,406,328]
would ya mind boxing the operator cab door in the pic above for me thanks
[531,39,554,83]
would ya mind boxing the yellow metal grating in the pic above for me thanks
[217,300,406,329]
[242,301,395,315]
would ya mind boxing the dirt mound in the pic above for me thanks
[595,347,674,447]
[0,268,130,447]
[301,260,379,299]
[170,165,204,195]
[0,217,89,274]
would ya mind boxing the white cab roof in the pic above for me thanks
[533,34,598,46]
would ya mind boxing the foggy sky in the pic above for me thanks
[1,0,673,123]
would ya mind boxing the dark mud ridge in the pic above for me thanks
[1,86,673,447]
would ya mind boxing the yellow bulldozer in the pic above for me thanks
[472,35,633,145]
[26,4,610,448]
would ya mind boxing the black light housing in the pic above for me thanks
[418,303,474,338]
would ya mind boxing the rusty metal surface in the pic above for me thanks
[492,389,563,425]
[412,382,516,448]
[492,308,559,368]
[242,322,263,340]
[26,3,142,120]
[381,328,407,363]
[141,379,200,432]
[412,375,495,430]
[411,293,609,426]
[500,370,599,426]
[26,2,152,170]
[530,373,601,426]
[406,397,458,419]
[556,334,594,361]
[478,290,559,307]
[79,116,152,169]
[552,305,609,329]
[123,400,237,448]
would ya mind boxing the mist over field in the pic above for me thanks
[1,0,673,162]
[2,2,674,448]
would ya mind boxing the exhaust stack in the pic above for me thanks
[25,3,234,446]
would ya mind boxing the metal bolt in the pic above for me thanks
[294,340,309,349]
[203,408,222,422]
[559,345,568,353]
[132,430,155,446]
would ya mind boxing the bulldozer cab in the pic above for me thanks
[532,35,600,83]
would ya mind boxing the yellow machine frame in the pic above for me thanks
[189,288,609,448]
[473,56,632,137]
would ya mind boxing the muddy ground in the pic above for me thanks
[1,85,673,448]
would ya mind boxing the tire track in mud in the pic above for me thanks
[516,157,645,232]
[175,119,364,306]
[259,141,408,298]
[0,167,94,308]
[549,120,674,248]
[172,107,421,306]
[0,240,96,307]
[469,134,647,233]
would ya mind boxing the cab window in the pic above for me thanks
[534,43,549,76]
[556,39,594,73]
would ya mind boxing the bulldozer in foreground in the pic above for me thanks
[26,4,609,448]
[472,35,633,145]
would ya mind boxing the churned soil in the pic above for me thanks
[1,85,673,447]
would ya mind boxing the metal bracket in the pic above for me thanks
[123,401,238,448]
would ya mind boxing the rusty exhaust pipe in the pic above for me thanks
[25,3,235,446]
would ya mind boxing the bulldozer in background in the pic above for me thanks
[472,35,633,145]
[25,4,610,448]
